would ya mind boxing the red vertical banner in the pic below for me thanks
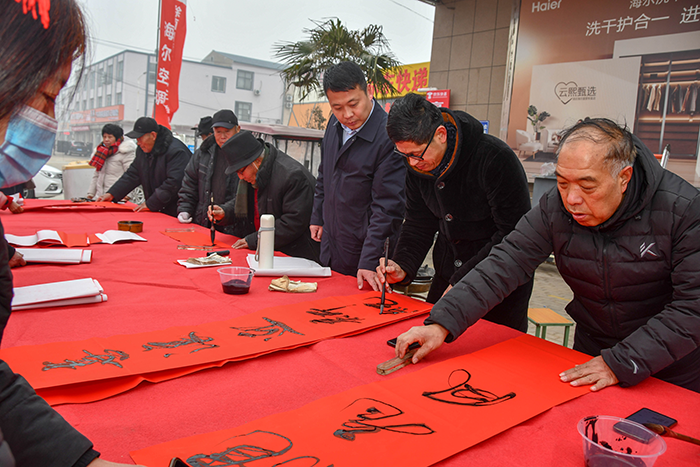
[154,0,186,128]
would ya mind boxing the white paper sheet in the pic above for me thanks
[176,259,232,269]
[12,278,104,309]
[246,254,331,277]
[95,230,147,244]
[16,248,92,264]
[5,230,63,246]
[11,293,108,311]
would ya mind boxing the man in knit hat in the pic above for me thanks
[209,130,319,262]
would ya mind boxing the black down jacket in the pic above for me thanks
[393,108,533,331]
[177,135,241,234]
[428,135,700,391]
[236,141,320,263]
[108,125,191,217]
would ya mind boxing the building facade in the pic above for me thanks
[57,50,289,150]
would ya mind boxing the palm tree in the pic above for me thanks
[273,19,401,101]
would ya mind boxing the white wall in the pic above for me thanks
[529,57,642,132]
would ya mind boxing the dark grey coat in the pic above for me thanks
[428,136,700,391]
[240,142,320,262]
[108,125,191,217]
[177,135,240,234]
[311,100,406,275]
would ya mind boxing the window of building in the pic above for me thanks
[89,98,94,109]
[96,96,102,108]
[105,64,113,85]
[116,60,124,82]
[116,92,122,105]
[236,70,254,90]
[105,94,111,106]
[235,101,252,122]
[89,70,96,90]
[148,59,157,86]
[82,100,87,111]
[211,76,226,93]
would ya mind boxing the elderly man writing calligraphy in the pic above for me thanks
[395,118,700,393]
[208,130,320,262]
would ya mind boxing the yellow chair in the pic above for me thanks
[528,307,574,347]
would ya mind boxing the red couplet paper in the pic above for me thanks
[130,334,591,467]
[0,292,430,405]
[21,200,138,211]
[160,230,232,249]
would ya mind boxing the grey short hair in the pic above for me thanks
[556,118,636,178]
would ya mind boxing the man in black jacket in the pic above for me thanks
[378,93,533,332]
[395,118,700,393]
[99,116,191,217]
[209,130,320,262]
[177,109,243,235]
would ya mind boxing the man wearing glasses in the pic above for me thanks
[378,93,533,331]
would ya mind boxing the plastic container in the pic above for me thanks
[62,161,95,200]
[217,267,254,295]
[578,415,666,467]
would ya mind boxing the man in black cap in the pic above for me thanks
[97,116,191,217]
[208,130,319,262]
[177,110,243,230]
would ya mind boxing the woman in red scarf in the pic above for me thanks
[86,123,137,200]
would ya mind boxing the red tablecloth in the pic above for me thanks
[2,203,699,466]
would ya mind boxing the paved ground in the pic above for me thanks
[527,261,575,347]
[415,253,576,348]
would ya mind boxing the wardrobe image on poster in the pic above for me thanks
[634,49,700,158]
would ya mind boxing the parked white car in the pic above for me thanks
[31,165,63,198]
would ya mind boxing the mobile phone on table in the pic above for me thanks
[169,458,191,467]
[626,407,677,428]
[613,408,677,444]
[387,337,420,351]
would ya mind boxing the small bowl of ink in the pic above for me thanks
[578,415,666,467]
[217,266,255,295]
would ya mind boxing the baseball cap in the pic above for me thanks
[223,131,264,175]
[126,117,158,138]
[212,109,239,129]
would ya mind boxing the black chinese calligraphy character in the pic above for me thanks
[231,317,304,341]
[333,398,434,441]
[362,297,411,315]
[186,430,328,467]
[42,349,129,371]
[422,369,515,406]
[142,331,218,356]
[306,307,364,325]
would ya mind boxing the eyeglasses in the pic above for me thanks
[393,125,441,161]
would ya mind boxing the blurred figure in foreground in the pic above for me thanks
[0,0,146,465]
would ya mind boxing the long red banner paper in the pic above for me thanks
[0,292,430,405]
[154,0,186,128]
[130,334,591,466]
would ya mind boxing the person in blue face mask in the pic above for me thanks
[0,1,147,467]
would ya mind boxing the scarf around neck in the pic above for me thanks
[89,138,122,171]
